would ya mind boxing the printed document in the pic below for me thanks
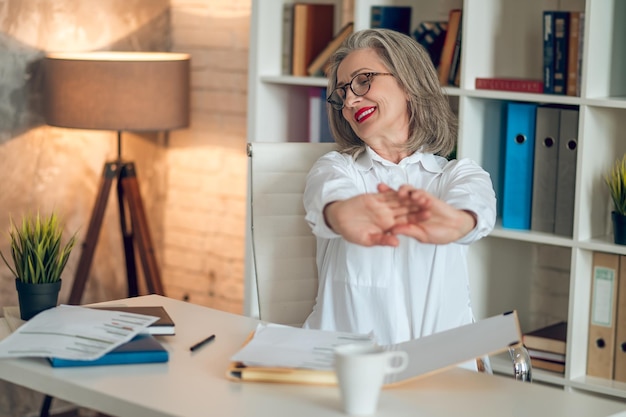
[230,323,375,370]
[0,305,158,360]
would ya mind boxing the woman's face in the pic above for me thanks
[336,48,410,151]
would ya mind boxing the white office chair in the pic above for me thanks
[245,142,336,327]
[245,141,532,381]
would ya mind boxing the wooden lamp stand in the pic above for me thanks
[68,133,164,304]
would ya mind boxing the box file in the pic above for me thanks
[587,252,619,379]
[531,106,561,233]
[502,102,538,230]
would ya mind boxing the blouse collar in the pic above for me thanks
[354,145,444,174]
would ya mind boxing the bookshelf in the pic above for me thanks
[247,0,626,402]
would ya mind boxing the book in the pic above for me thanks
[447,13,463,87]
[282,3,295,75]
[576,12,585,96]
[307,22,354,77]
[438,9,462,86]
[319,87,334,143]
[88,305,175,336]
[291,3,335,76]
[543,11,555,94]
[370,6,412,35]
[553,11,570,94]
[531,357,565,373]
[531,106,561,233]
[502,102,538,230]
[308,87,322,142]
[412,21,448,68]
[475,78,544,94]
[527,348,565,363]
[523,321,567,355]
[543,11,570,94]
[49,334,169,367]
[566,11,582,96]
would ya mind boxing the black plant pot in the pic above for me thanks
[15,279,62,320]
[612,211,626,245]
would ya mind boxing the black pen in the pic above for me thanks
[190,334,216,352]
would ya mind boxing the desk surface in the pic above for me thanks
[0,295,625,417]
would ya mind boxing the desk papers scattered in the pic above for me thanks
[230,323,375,370]
[228,312,523,386]
[0,305,159,360]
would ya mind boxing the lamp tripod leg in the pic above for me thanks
[119,162,165,296]
[68,160,165,304]
[117,169,140,297]
[68,163,119,305]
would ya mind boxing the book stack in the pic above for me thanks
[501,103,578,235]
[543,10,585,96]
[282,3,335,76]
[49,334,169,367]
[523,321,567,374]
[475,10,584,95]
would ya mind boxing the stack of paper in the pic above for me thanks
[0,305,165,365]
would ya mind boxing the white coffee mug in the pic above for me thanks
[334,344,409,415]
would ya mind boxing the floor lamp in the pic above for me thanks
[42,52,190,306]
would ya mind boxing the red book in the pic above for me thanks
[475,77,544,93]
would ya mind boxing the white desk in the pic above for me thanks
[0,295,625,417]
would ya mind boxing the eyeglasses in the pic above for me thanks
[327,72,393,111]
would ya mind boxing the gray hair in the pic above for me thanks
[326,28,457,157]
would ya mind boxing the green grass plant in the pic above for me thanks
[1,212,77,284]
[606,154,626,216]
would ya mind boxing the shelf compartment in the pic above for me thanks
[576,106,626,242]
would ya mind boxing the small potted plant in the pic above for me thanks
[605,154,626,245]
[0,212,77,320]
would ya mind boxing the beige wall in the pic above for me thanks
[0,1,250,415]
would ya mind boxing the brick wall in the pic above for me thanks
[165,0,251,313]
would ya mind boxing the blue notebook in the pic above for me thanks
[49,334,169,368]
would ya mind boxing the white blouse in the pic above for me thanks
[302,146,496,346]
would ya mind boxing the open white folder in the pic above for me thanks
[228,311,523,386]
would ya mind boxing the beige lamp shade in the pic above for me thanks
[43,52,190,131]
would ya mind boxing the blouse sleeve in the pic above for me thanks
[303,152,362,239]
[441,158,497,244]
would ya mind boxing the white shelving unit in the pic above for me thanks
[246,0,626,402]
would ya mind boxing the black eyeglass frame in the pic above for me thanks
[326,72,394,111]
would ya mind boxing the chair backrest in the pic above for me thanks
[245,142,337,326]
